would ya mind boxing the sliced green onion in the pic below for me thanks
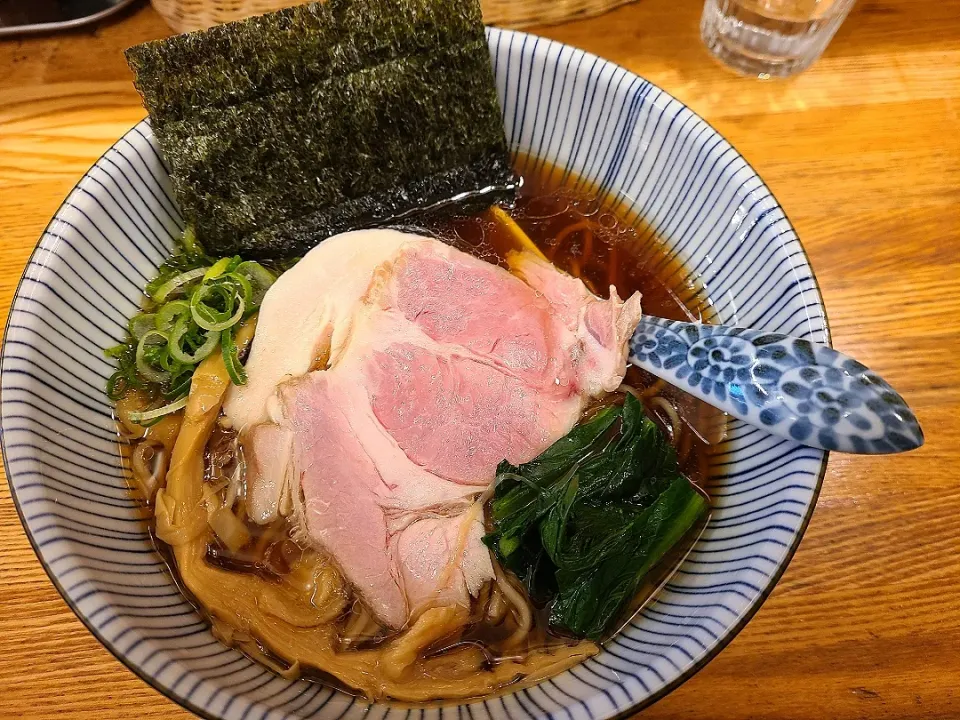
[203,256,233,281]
[164,369,194,399]
[155,300,191,334]
[224,272,254,308]
[104,343,128,359]
[191,285,234,325]
[135,330,171,384]
[129,313,157,340]
[152,267,208,303]
[191,283,245,332]
[221,329,247,386]
[128,396,189,425]
[106,371,128,401]
[109,236,280,406]
[181,225,201,257]
[157,349,184,373]
[168,316,219,364]
[234,261,276,307]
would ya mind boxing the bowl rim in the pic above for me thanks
[0,27,829,720]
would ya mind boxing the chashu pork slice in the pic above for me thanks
[227,229,643,630]
[224,230,433,431]
[507,250,644,397]
[259,298,581,627]
[275,369,490,629]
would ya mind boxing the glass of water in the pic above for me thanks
[700,0,857,78]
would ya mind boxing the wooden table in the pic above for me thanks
[1,0,958,718]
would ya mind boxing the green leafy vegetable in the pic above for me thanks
[484,394,708,640]
[104,228,276,420]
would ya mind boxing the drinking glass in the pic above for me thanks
[700,0,857,78]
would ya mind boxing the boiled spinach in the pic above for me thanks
[484,394,708,640]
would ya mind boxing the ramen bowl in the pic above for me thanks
[0,28,827,720]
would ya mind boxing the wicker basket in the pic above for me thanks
[482,0,634,27]
[151,0,636,33]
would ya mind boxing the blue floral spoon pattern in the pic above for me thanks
[629,316,923,454]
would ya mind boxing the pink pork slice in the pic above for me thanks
[372,243,577,396]
[280,375,403,627]
[284,373,492,628]
[508,251,644,396]
[247,232,642,629]
[280,370,491,629]
[365,342,580,486]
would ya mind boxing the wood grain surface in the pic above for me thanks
[1,0,959,718]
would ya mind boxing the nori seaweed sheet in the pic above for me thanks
[125,0,514,258]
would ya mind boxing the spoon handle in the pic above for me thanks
[628,316,923,454]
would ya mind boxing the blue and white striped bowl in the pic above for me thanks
[0,29,827,720]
